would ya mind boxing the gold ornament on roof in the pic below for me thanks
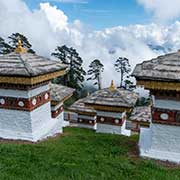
[109,80,116,91]
[15,36,27,53]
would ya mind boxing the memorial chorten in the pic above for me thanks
[0,38,67,142]
[50,83,75,127]
[84,81,138,136]
[133,51,180,163]
[69,97,97,130]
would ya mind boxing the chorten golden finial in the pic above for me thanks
[109,80,116,91]
[15,36,27,53]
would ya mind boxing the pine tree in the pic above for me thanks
[87,59,104,90]
[52,45,86,90]
[114,57,131,87]
[0,37,12,55]
[51,45,70,85]
[8,33,35,54]
[124,77,134,90]
[51,45,70,65]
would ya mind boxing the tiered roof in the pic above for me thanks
[0,38,67,85]
[70,81,138,114]
[84,82,138,108]
[132,51,180,82]
[69,98,96,114]
[50,83,75,104]
[132,51,180,91]
[0,53,67,77]
[130,106,151,123]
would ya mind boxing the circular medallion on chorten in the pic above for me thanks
[160,113,169,120]
[100,117,105,122]
[89,121,92,124]
[0,98,5,105]
[79,119,82,122]
[45,93,49,100]
[115,119,119,124]
[18,101,24,107]
[32,98,37,106]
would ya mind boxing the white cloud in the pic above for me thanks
[0,0,179,87]
[40,3,68,31]
[137,0,180,22]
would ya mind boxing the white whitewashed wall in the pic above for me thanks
[0,102,63,142]
[96,120,130,136]
[0,108,33,140]
[151,124,180,153]
[96,111,122,118]
[154,99,180,110]
[139,124,180,163]
[96,123,123,134]
[0,84,65,142]
[0,84,49,98]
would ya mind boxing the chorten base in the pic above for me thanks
[0,117,63,142]
[32,116,63,142]
[96,120,131,136]
[71,122,97,130]
[139,124,180,164]
[0,103,64,142]
[56,112,70,127]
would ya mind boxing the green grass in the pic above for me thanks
[0,128,180,180]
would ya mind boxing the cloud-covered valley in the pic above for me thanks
[0,0,180,87]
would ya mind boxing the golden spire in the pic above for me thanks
[15,36,27,53]
[109,80,116,91]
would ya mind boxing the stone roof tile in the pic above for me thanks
[84,88,138,108]
[50,83,75,102]
[132,52,180,81]
[0,52,67,77]
[69,98,96,113]
[130,106,151,123]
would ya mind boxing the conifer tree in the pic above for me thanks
[52,45,86,90]
[114,57,131,87]
[87,59,104,90]
[0,37,12,55]
[8,33,35,54]
[51,45,70,65]
[124,77,134,90]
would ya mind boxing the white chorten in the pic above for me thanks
[70,81,138,136]
[0,39,68,142]
[133,51,180,163]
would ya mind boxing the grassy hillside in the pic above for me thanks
[0,128,180,180]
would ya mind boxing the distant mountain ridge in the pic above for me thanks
[148,44,172,54]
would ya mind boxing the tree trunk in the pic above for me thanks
[120,71,123,87]
[98,72,102,90]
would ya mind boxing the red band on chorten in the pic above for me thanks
[0,91,50,111]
